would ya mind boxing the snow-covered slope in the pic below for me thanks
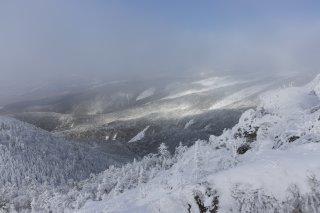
[65,74,320,213]
[0,117,128,211]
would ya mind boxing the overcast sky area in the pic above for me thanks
[0,0,320,97]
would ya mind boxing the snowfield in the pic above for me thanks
[3,74,320,213]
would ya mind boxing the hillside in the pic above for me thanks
[0,74,307,159]
[0,117,129,211]
[75,75,320,212]
[23,74,320,212]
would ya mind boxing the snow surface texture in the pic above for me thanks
[128,126,150,143]
[5,74,320,213]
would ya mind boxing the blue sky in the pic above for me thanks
[0,0,319,92]
[119,0,320,30]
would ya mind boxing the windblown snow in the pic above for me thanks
[136,88,155,101]
[210,83,271,110]
[162,77,244,100]
[3,74,320,213]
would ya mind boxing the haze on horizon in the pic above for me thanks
[0,0,320,98]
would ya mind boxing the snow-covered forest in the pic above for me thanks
[1,75,320,212]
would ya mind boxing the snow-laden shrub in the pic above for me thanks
[30,142,188,212]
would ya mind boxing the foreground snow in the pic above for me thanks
[80,143,320,212]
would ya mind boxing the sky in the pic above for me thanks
[0,0,320,96]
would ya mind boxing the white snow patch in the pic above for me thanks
[128,126,150,143]
[136,88,156,101]
[184,119,195,129]
[112,132,118,140]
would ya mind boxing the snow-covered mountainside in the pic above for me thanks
[0,73,316,212]
[0,117,129,211]
[20,74,320,213]
[0,73,308,160]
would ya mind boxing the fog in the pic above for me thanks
[0,0,319,99]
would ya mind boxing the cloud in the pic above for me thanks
[0,0,319,98]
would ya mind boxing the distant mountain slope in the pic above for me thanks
[0,116,131,184]
[0,74,308,160]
